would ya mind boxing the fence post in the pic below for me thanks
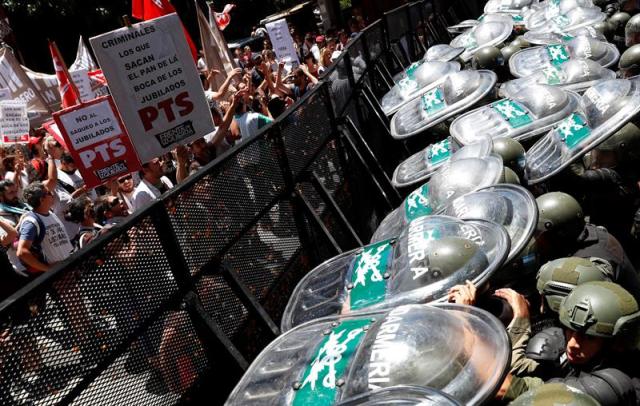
[149,202,253,379]
[149,202,193,292]
[268,121,326,265]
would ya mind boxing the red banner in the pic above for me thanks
[131,0,197,60]
[53,96,142,188]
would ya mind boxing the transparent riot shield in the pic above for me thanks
[336,386,461,405]
[500,59,615,97]
[383,61,461,116]
[281,215,509,331]
[440,184,538,264]
[450,20,513,62]
[225,304,510,406]
[373,155,504,242]
[524,0,596,31]
[451,85,580,144]
[484,0,537,15]
[392,136,494,189]
[524,26,605,45]
[525,77,640,184]
[509,37,619,78]
[424,44,465,62]
[390,70,497,140]
[526,6,605,34]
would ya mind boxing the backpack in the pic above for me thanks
[17,212,47,273]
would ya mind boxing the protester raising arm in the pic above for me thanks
[209,67,242,100]
[300,63,319,86]
[273,61,294,97]
[209,90,245,148]
[173,145,190,184]
[42,138,62,194]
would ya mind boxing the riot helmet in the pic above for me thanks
[510,383,600,405]
[391,237,489,293]
[619,43,640,77]
[608,11,631,34]
[472,46,504,70]
[536,256,614,312]
[594,19,614,40]
[536,192,585,241]
[625,13,640,47]
[493,137,526,174]
[609,11,631,49]
[559,281,640,338]
[500,166,521,184]
[592,121,640,168]
[500,44,522,64]
[510,35,531,49]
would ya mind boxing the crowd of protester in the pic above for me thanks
[0,15,370,400]
[0,13,370,302]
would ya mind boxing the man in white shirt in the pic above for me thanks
[132,157,174,212]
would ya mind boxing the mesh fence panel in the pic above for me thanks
[168,136,285,276]
[280,86,334,177]
[71,310,208,406]
[221,203,301,304]
[0,216,181,405]
[347,37,367,84]
[385,6,410,42]
[364,21,385,62]
[409,2,423,31]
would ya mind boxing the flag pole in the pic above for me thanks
[49,40,82,105]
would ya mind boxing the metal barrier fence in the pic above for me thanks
[0,2,457,405]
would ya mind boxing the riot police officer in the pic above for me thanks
[609,11,631,50]
[500,282,640,405]
[508,257,616,379]
[534,192,640,304]
[557,122,640,260]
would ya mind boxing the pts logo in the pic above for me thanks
[137,91,194,131]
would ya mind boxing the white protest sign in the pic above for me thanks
[0,87,11,101]
[266,19,300,69]
[90,13,213,163]
[70,69,95,103]
[0,101,29,144]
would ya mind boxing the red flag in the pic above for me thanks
[49,41,81,109]
[88,69,107,85]
[214,4,235,31]
[131,0,197,60]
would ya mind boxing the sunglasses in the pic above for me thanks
[118,175,133,184]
